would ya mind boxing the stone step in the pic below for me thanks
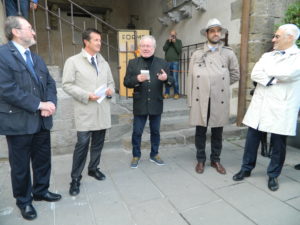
[121,124,247,151]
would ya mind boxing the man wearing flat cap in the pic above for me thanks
[187,18,240,175]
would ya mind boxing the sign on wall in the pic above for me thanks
[118,30,150,97]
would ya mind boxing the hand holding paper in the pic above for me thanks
[94,84,107,103]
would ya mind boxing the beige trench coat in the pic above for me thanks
[187,42,239,127]
[62,49,115,131]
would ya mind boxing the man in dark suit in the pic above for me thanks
[0,16,61,220]
[124,35,173,168]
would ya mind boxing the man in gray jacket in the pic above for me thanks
[187,18,240,175]
[62,28,115,196]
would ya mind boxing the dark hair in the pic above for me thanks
[4,16,24,41]
[82,28,101,47]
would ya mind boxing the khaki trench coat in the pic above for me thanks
[62,49,115,131]
[187,42,239,127]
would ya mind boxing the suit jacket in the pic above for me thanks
[124,56,173,115]
[0,41,57,135]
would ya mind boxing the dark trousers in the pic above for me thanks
[5,0,30,19]
[195,126,223,163]
[6,129,51,208]
[132,114,161,158]
[241,127,287,178]
[71,130,106,179]
[195,98,223,163]
[165,62,179,95]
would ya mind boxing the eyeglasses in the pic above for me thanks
[15,27,35,32]
[272,34,281,39]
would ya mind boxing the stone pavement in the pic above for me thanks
[1,139,300,225]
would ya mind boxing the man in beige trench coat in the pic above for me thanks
[187,18,240,174]
[62,28,115,196]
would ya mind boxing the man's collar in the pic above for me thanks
[82,49,96,58]
[273,45,299,55]
[11,41,28,54]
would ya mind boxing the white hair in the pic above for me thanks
[279,24,300,42]
[139,35,156,48]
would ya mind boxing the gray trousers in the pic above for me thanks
[71,130,106,179]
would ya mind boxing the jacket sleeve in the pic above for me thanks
[228,51,240,85]
[163,40,170,52]
[62,57,90,104]
[187,53,195,107]
[251,53,275,86]
[266,53,300,83]
[123,60,140,88]
[173,39,182,55]
[0,56,40,112]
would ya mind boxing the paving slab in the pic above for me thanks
[129,198,187,225]
[0,140,300,225]
[182,199,256,225]
[216,182,300,225]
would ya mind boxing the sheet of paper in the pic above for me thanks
[94,84,107,103]
[141,70,150,80]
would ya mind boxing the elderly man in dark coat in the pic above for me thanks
[124,35,173,168]
[0,16,61,220]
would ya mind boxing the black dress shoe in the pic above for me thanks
[294,164,300,170]
[88,169,106,180]
[19,204,37,220]
[69,178,81,196]
[233,170,251,181]
[268,177,279,191]
[33,191,62,202]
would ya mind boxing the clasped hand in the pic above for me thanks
[40,101,56,117]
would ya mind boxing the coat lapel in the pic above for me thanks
[8,42,40,86]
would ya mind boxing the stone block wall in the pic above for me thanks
[246,0,300,103]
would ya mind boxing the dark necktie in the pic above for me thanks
[24,50,39,82]
[91,56,98,75]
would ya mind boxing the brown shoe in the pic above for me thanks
[211,162,226,174]
[195,162,205,174]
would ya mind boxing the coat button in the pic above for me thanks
[9,110,12,113]
[222,77,225,80]
[198,64,201,67]
[221,101,224,104]
[221,89,224,92]
[196,99,199,101]
[148,89,151,92]
[197,87,199,90]
[222,65,225,68]
[197,75,200,78]
[148,98,150,101]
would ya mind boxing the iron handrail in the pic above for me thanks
[67,0,118,33]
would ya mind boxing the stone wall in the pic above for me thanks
[246,0,300,104]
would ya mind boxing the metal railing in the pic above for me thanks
[3,0,119,68]
[33,0,119,67]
